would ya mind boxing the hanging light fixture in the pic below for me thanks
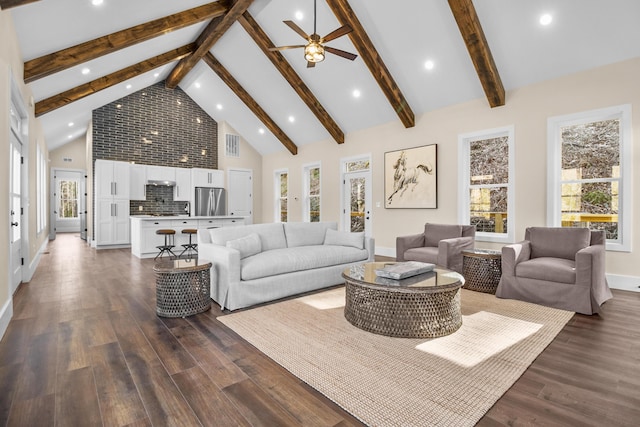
[304,1,325,63]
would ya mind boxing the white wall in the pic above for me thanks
[262,57,640,280]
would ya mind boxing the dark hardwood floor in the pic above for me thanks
[0,233,638,426]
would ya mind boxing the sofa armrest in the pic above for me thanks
[197,243,241,310]
[437,236,475,273]
[396,233,425,261]
[501,240,531,277]
[576,244,604,287]
[365,237,376,262]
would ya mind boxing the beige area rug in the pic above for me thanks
[219,288,574,427]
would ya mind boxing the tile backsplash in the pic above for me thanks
[131,185,190,216]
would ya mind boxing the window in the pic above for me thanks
[547,105,631,251]
[274,169,288,222]
[58,179,79,219]
[303,163,321,222]
[37,145,47,233]
[459,126,515,243]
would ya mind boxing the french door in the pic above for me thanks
[342,170,372,236]
[9,131,22,293]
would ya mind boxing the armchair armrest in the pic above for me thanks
[197,243,241,310]
[437,236,475,273]
[396,233,425,261]
[501,240,531,277]
[576,244,604,288]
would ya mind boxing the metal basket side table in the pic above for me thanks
[153,259,212,317]
[462,249,502,294]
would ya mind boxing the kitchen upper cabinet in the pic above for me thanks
[130,164,146,201]
[191,168,224,188]
[174,168,191,201]
[95,160,130,199]
[146,165,176,183]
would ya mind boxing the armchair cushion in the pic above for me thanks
[404,246,439,264]
[516,257,576,284]
[424,224,463,247]
[527,227,590,260]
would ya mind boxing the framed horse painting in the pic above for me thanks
[384,144,437,208]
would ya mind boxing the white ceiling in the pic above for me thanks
[9,0,640,154]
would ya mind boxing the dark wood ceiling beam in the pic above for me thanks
[165,0,254,89]
[0,0,40,10]
[203,53,298,155]
[23,2,226,83]
[237,11,345,144]
[448,0,505,107]
[326,0,415,128]
[35,44,195,117]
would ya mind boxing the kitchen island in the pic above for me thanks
[130,215,245,259]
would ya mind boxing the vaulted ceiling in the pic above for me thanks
[5,0,640,155]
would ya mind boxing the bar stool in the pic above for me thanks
[155,229,177,260]
[179,229,198,259]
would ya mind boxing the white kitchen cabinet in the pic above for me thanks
[130,164,146,201]
[146,165,176,183]
[174,168,191,201]
[191,168,224,188]
[95,160,130,199]
[96,199,130,245]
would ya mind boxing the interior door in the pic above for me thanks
[343,170,372,235]
[9,131,22,293]
[228,169,253,224]
[54,170,82,233]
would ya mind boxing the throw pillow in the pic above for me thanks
[226,233,262,259]
[424,223,463,247]
[324,228,364,249]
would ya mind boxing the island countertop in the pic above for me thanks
[130,215,241,220]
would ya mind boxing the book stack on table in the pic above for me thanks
[375,261,435,280]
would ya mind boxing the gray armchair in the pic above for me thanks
[496,227,612,315]
[396,223,475,273]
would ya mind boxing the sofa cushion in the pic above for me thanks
[241,245,368,281]
[424,224,463,247]
[284,222,337,247]
[516,257,576,284]
[226,233,261,259]
[403,246,439,264]
[323,228,364,249]
[209,223,287,251]
[527,227,590,261]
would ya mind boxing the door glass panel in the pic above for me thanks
[349,177,365,232]
[58,180,79,219]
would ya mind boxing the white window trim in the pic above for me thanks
[273,168,288,223]
[547,104,632,252]
[458,125,515,243]
[302,162,321,222]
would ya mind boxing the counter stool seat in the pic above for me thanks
[179,229,198,259]
[155,229,177,260]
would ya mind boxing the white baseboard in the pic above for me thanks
[0,297,13,341]
[23,238,49,283]
[606,274,640,292]
[375,246,396,259]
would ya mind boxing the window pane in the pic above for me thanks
[346,160,369,172]
[280,198,288,222]
[280,173,288,197]
[349,177,365,232]
[469,136,508,185]
[561,119,619,180]
[310,196,320,222]
[59,180,79,219]
[561,181,618,239]
[469,187,508,234]
[309,167,320,196]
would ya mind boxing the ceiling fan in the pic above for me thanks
[269,0,358,68]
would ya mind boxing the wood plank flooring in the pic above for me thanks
[0,233,638,426]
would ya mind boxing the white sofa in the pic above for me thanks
[197,222,375,311]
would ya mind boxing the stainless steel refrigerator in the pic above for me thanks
[194,187,226,216]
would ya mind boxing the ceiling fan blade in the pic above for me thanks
[324,46,358,61]
[268,45,306,51]
[283,20,310,40]
[307,61,316,68]
[322,25,353,43]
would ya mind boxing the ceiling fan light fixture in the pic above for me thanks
[304,41,325,63]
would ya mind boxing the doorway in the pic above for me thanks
[52,170,85,234]
[228,168,253,224]
[341,156,372,236]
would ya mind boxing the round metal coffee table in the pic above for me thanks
[342,262,464,338]
[153,259,212,317]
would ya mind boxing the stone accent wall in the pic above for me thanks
[91,81,218,218]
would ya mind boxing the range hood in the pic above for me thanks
[147,179,176,186]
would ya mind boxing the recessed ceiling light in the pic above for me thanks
[81,67,90,75]
[295,11,304,20]
[92,0,103,6]
[68,122,74,127]
[126,84,132,89]
[216,104,223,110]
[68,135,73,139]
[194,82,201,89]
[424,60,435,71]
[258,128,265,134]
[352,89,361,98]
[288,116,295,123]
[154,72,160,78]
[539,13,553,26]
